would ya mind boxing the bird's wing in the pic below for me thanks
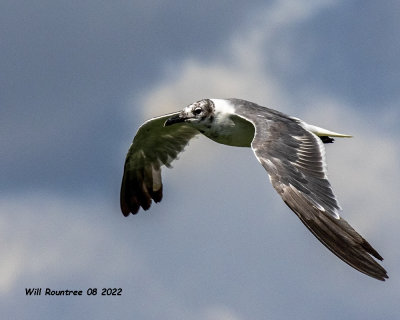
[233,101,387,280]
[120,112,199,216]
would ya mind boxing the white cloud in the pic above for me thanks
[0,193,197,318]
[202,305,243,320]
[136,0,336,119]
[0,194,99,294]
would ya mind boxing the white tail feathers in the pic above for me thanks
[303,123,353,138]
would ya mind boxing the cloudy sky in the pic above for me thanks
[2,0,400,319]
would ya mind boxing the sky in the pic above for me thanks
[1,0,400,319]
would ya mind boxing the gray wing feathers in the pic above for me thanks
[232,100,387,280]
[279,184,387,280]
[120,113,198,215]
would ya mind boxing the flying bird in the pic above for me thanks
[120,98,388,281]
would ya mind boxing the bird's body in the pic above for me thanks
[120,98,388,281]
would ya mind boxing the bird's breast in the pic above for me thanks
[202,114,255,147]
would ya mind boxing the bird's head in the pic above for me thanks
[164,99,215,128]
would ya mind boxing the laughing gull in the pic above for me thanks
[120,98,388,281]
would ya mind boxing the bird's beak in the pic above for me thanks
[164,113,186,126]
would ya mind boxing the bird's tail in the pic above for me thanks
[304,124,353,138]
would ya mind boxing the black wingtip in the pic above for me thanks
[150,187,163,203]
[120,169,164,216]
[120,194,140,216]
[361,239,384,261]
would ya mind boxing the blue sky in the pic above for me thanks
[1,1,400,319]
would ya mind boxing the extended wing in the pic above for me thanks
[120,113,199,215]
[232,99,388,280]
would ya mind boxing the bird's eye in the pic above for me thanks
[193,107,202,115]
